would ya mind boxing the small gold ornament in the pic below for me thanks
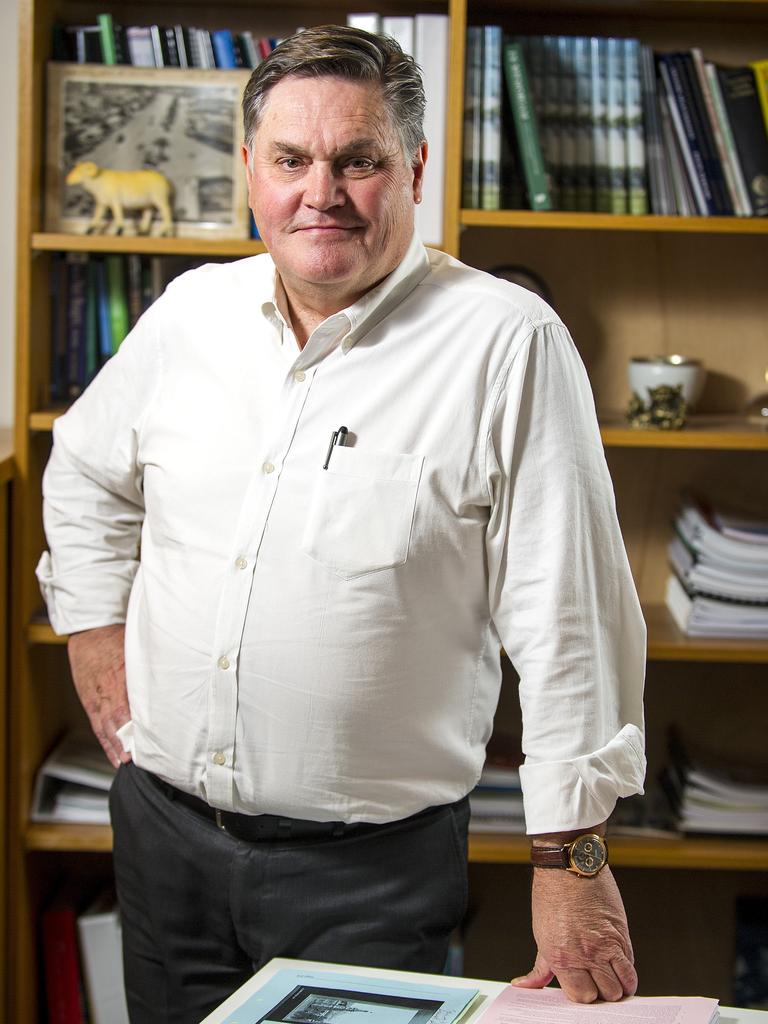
[626,383,687,430]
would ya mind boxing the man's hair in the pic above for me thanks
[242,25,426,162]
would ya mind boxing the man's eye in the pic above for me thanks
[345,158,375,174]
[279,158,303,170]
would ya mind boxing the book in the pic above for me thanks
[705,61,753,216]
[665,573,768,639]
[479,25,503,211]
[414,14,449,244]
[105,255,130,353]
[31,732,115,825]
[65,253,88,399]
[541,36,562,209]
[204,962,481,1024]
[590,37,609,213]
[77,892,130,1024]
[692,48,748,215]
[97,12,117,65]
[716,65,768,217]
[658,54,712,215]
[462,26,483,209]
[124,25,155,67]
[42,884,87,1024]
[750,59,768,132]
[573,37,594,211]
[502,41,551,211]
[346,14,381,34]
[640,44,675,215]
[623,38,648,215]
[212,29,238,69]
[605,37,628,214]
[557,36,578,210]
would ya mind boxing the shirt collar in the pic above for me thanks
[259,232,430,355]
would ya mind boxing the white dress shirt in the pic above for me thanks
[38,233,646,831]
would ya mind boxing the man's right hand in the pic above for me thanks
[67,624,132,768]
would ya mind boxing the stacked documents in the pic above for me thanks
[665,497,768,638]
[662,731,768,836]
[469,762,524,834]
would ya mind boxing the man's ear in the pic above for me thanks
[241,144,253,176]
[412,141,428,204]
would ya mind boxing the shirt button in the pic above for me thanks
[217,656,230,670]
[293,370,306,383]
[263,461,275,474]
[212,751,226,766]
[235,556,248,570]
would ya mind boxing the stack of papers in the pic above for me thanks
[31,733,115,824]
[665,497,768,638]
[662,731,768,836]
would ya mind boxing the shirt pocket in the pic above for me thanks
[301,446,424,580]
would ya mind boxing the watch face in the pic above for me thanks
[569,835,607,876]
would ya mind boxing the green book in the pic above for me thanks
[105,256,129,353]
[97,13,117,65]
[502,41,552,211]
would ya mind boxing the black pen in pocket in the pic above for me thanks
[323,425,348,469]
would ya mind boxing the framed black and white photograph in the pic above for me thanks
[45,63,251,238]
[255,985,444,1024]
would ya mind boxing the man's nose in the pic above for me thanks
[304,163,345,209]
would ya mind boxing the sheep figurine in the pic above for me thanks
[66,161,174,236]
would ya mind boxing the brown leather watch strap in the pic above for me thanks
[530,845,569,868]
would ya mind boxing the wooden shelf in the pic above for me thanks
[31,232,267,258]
[600,415,768,450]
[26,606,768,662]
[460,210,768,233]
[469,832,768,870]
[24,821,768,870]
[602,413,768,450]
[644,603,768,663]
[0,428,14,486]
[25,823,112,852]
[29,409,768,451]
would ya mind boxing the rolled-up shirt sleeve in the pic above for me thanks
[37,301,162,636]
[485,319,646,835]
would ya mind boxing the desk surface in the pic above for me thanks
[202,957,768,1024]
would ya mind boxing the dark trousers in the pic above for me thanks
[109,763,470,1024]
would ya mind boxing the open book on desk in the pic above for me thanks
[201,958,725,1024]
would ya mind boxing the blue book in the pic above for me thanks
[211,29,237,68]
[219,967,480,1024]
[93,258,113,364]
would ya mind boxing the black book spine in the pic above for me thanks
[717,65,768,217]
[674,52,733,215]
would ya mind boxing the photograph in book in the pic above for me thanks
[216,968,480,1024]
[45,64,250,238]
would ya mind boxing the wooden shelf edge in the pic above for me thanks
[600,415,768,450]
[31,232,267,258]
[469,833,768,870]
[24,822,113,852]
[461,210,768,234]
[24,824,768,869]
[26,607,768,660]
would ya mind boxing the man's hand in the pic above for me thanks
[68,624,132,769]
[512,864,637,1003]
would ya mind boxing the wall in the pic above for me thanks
[0,0,19,428]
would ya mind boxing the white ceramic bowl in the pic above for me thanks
[628,355,705,409]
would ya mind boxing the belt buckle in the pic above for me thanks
[215,809,227,832]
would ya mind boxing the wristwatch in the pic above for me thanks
[530,833,608,877]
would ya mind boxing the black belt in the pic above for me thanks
[146,769,441,843]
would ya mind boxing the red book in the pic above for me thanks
[41,897,86,1024]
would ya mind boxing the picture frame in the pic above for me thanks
[45,63,252,239]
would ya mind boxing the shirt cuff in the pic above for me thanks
[519,723,646,835]
[36,550,132,636]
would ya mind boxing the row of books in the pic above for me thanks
[465,31,768,217]
[43,882,128,1024]
[665,496,768,639]
[49,253,198,404]
[53,13,283,69]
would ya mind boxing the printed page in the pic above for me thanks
[475,986,718,1024]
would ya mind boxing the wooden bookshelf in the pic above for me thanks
[0,429,13,1024]
[31,231,267,258]
[460,210,768,233]
[10,0,768,1015]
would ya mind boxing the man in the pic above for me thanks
[38,25,646,1024]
